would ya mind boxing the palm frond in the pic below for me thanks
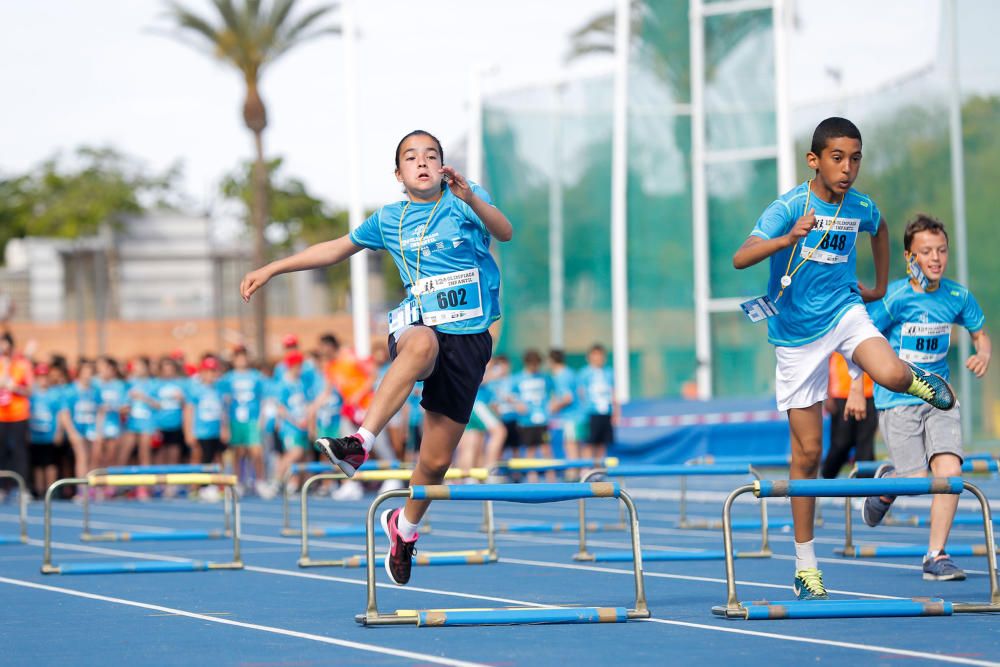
[277,5,338,43]
[267,0,298,30]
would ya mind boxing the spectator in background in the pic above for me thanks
[154,357,188,466]
[320,334,374,430]
[63,359,99,487]
[120,357,159,499]
[275,334,317,389]
[28,363,63,497]
[184,357,228,501]
[577,343,617,460]
[93,356,128,472]
[0,331,33,497]
[821,352,877,478]
[548,349,580,461]
[485,355,520,456]
[511,349,555,475]
[221,346,268,495]
[272,351,315,495]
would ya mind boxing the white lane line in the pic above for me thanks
[0,575,488,667]
[17,536,1000,665]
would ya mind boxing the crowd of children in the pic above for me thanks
[0,327,619,503]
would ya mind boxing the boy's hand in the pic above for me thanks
[440,165,473,202]
[240,267,274,302]
[966,352,990,378]
[857,280,885,302]
[786,208,815,245]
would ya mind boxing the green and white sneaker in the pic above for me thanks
[793,568,829,600]
[904,361,955,411]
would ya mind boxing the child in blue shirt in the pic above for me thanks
[240,130,513,586]
[576,344,617,461]
[153,356,188,465]
[511,349,555,467]
[733,117,958,600]
[221,347,267,492]
[29,364,64,496]
[861,215,991,581]
[93,356,128,472]
[63,359,100,477]
[184,357,227,466]
[273,351,314,489]
[120,357,159,496]
[548,349,580,461]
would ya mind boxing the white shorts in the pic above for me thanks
[774,304,884,412]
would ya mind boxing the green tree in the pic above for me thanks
[163,0,340,360]
[0,146,180,257]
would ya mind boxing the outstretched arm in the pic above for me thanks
[732,208,815,269]
[441,165,513,242]
[241,235,363,302]
[859,217,889,302]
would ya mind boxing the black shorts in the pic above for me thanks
[520,425,548,448]
[502,419,522,450]
[161,429,185,447]
[198,438,226,464]
[588,414,614,447]
[30,443,57,468]
[388,326,492,425]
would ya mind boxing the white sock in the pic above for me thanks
[794,539,817,571]
[926,549,941,561]
[397,509,420,541]
[356,427,376,452]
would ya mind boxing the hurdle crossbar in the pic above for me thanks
[296,468,491,567]
[43,473,243,575]
[574,465,770,562]
[713,477,1000,619]
[0,470,29,544]
[81,464,232,542]
[836,463,998,558]
[357,482,649,626]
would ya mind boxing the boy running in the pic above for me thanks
[733,117,956,600]
[862,215,990,581]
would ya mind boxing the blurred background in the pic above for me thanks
[1,0,997,444]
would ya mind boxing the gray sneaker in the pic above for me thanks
[923,553,966,581]
[862,463,896,527]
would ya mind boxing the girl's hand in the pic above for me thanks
[240,266,273,303]
[440,165,473,202]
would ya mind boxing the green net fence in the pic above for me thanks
[483,0,1000,441]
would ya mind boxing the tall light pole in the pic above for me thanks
[610,0,632,402]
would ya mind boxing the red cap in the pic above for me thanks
[34,363,50,375]
[284,351,304,367]
[170,349,186,360]
[282,334,299,348]
[200,357,220,371]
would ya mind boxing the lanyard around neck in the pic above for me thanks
[398,194,444,293]
[775,180,845,302]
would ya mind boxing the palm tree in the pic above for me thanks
[163,0,340,361]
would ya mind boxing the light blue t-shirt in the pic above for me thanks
[349,184,502,334]
[94,378,128,438]
[154,379,187,431]
[65,381,100,440]
[577,366,614,416]
[126,378,160,431]
[512,371,553,427]
[273,359,318,393]
[221,369,265,425]
[868,277,985,410]
[751,181,881,347]
[315,380,344,436]
[277,377,314,440]
[30,387,65,444]
[551,366,579,421]
[186,380,224,440]
[486,375,519,422]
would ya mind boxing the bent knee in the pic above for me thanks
[399,328,439,364]
[929,453,962,476]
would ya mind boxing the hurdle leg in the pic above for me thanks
[620,491,649,616]
[573,497,592,561]
[361,488,413,625]
[0,471,29,542]
[712,484,755,617]
[748,467,771,557]
[43,478,87,574]
[956,482,1000,610]
[228,483,242,566]
[678,476,688,527]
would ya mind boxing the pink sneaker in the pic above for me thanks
[380,508,418,585]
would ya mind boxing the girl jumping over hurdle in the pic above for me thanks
[240,130,513,585]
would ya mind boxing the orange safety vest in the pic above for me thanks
[0,355,32,422]
[828,352,873,400]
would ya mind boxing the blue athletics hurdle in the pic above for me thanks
[712,478,1000,619]
[42,473,243,575]
[574,464,771,562]
[0,470,28,544]
[297,467,491,567]
[836,459,1000,558]
[280,460,407,536]
[356,482,650,627]
[80,464,231,542]
[485,458,627,533]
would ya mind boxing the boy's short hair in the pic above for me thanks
[904,214,949,251]
[810,117,862,155]
[589,343,606,355]
[548,349,565,364]
[523,349,542,365]
[493,353,509,364]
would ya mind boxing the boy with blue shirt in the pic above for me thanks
[512,349,555,466]
[577,344,616,460]
[548,349,580,461]
[153,356,188,465]
[29,364,64,496]
[184,357,227,467]
[862,215,991,581]
[733,117,956,600]
[221,347,267,492]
